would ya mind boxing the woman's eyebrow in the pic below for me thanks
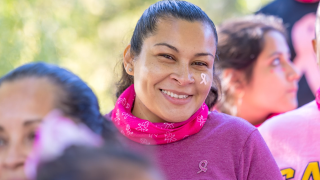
[154,43,214,58]
[268,52,281,57]
[194,52,214,58]
[24,119,42,127]
[154,43,179,52]
[268,50,291,58]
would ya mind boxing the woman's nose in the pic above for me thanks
[286,62,300,81]
[171,65,195,85]
[1,145,25,170]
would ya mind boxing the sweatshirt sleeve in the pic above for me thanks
[238,129,282,180]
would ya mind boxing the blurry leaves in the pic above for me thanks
[0,0,271,113]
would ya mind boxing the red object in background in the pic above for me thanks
[255,113,282,128]
[316,88,320,110]
[295,0,320,3]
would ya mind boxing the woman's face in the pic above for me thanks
[0,78,58,180]
[241,31,299,119]
[129,18,216,123]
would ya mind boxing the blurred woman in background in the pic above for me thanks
[215,14,300,126]
[0,62,117,180]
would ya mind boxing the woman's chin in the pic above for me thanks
[274,103,298,113]
[287,99,299,110]
[160,113,194,123]
[159,104,204,123]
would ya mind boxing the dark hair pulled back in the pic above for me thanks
[216,14,287,80]
[116,0,220,109]
[0,62,117,142]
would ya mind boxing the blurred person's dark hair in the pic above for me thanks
[0,62,118,144]
[116,0,221,109]
[36,145,163,180]
[215,14,287,114]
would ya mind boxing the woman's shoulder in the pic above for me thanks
[196,111,259,150]
[259,101,320,141]
[206,110,257,135]
[259,101,319,132]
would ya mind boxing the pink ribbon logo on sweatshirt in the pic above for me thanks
[197,160,208,173]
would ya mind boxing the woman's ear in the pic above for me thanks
[123,44,134,76]
[222,68,246,94]
[312,38,317,54]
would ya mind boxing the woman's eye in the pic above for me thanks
[0,139,6,147]
[193,61,208,66]
[161,54,174,60]
[271,58,281,66]
[27,132,37,142]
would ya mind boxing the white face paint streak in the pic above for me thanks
[200,73,207,85]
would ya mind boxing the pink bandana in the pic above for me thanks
[111,85,209,145]
[316,88,320,110]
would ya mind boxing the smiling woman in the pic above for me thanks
[0,62,117,180]
[106,1,283,180]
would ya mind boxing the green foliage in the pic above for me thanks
[0,0,272,113]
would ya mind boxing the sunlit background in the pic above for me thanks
[0,0,272,113]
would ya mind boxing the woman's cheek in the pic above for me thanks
[197,72,212,93]
[144,61,171,78]
[270,66,285,74]
[262,68,287,89]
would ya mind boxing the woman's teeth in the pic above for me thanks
[161,90,189,99]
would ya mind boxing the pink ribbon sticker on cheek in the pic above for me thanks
[200,73,207,85]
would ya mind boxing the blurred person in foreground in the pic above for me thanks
[258,0,320,107]
[35,146,163,180]
[215,14,299,127]
[25,108,162,180]
[0,62,118,180]
[258,4,320,179]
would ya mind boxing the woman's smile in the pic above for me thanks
[160,89,193,105]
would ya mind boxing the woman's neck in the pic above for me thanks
[131,97,166,123]
[237,104,269,126]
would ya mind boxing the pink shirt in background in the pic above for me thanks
[259,101,320,179]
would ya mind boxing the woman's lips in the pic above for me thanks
[287,88,298,93]
[160,89,192,105]
[160,89,191,96]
